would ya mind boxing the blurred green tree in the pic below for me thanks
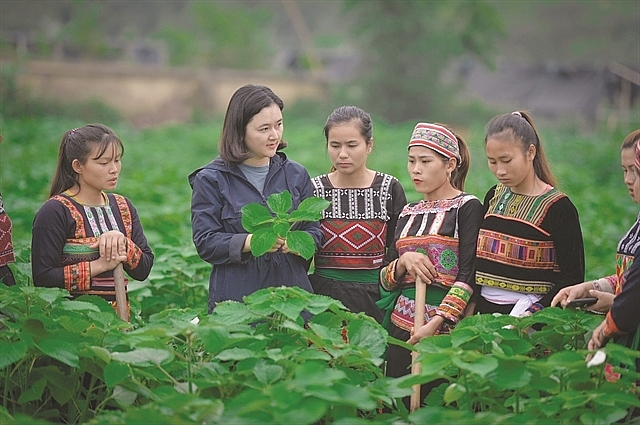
[155,2,273,69]
[60,1,117,59]
[343,0,505,123]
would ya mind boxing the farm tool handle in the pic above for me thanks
[410,276,426,412]
[113,263,128,321]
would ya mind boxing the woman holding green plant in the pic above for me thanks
[472,111,585,316]
[379,123,483,400]
[310,106,406,324]
[189,84,323,313]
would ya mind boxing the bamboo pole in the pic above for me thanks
[113,263,128,321]
[410,276,426,412]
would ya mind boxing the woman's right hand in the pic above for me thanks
[586,289,614,313]
[397,251,438,284]
[242,235,286,253]
[90,253,127,277]
[551,281,593,307]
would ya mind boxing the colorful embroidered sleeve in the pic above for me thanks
[63,262,91,292]
[125,237,143,269]
[591,275,616,294]
[435,198,483,323]
[116,196,153,281]
[380,259,400,291]
[436,281,473,323]
[603,247,640,339]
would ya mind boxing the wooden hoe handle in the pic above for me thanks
[410,277,426,412]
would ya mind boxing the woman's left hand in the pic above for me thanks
[91,230,127,261]
[279,238,300,256]
[588,320,607,351]
[407,316,444,344]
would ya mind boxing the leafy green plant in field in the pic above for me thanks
[241,190,330,259]
[0,284,406,424]
[399,311,640,424]
[127,243,209,322]
[2,280,639,424]
[0,285,130,424]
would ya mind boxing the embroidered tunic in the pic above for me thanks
[0,194,14,268]
[309,172,406,322]
[591,213,640,296]
[311,172,406,274]
[475,184,585,308]
[380,193,483,332]
[32,193,154,301]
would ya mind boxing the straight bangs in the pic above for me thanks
[93,134,124,159]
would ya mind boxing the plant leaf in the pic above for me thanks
[59,300,101,312]
[289,197,330,222]
[112,348,174,367]
[253,362,284,384]
[443,382,466,405]
[0,340,28,370]
[112,385,138,407]
[267,190,292,214]
[241,203,274,233]
[104,362,131,388]
[17,378,46,403]
[197,326,230,353]
[272,220,291,238]
[37,339,80,368]
[250,227,278,257]
[286,230,316,260]
[217,347,256,361]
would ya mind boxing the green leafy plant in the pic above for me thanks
[397,311,640,423]
[241,190,330,260]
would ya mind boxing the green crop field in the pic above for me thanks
[1,113,640,424]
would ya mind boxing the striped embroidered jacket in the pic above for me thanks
[475,184,585,307]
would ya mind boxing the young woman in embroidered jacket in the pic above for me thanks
[552,130,640,312]
[189,84,323,313]
[379,123,483,396]
[31,124,154,314]
[471,111,585,316]
[310,106,406,324]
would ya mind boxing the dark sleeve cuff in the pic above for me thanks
[229,234,249,263]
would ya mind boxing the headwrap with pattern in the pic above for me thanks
[635,138,640,170]
[408,123,460,161]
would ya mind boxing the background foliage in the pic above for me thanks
[1,112,637,285]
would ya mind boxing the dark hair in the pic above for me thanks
[323,106,373,143]
[484,111,556,187]
[49,124,124,197]
[323,106,373,172]
[621,129,640,150]
[218,84,286,164]
[450,131,470,192]
[427,123,470,191]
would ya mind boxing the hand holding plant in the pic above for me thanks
[241,190,329,260]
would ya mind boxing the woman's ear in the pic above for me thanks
[71,159,82,174]
[446,157,457,173]
[367,138,374,154]
[527,144,537,161]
